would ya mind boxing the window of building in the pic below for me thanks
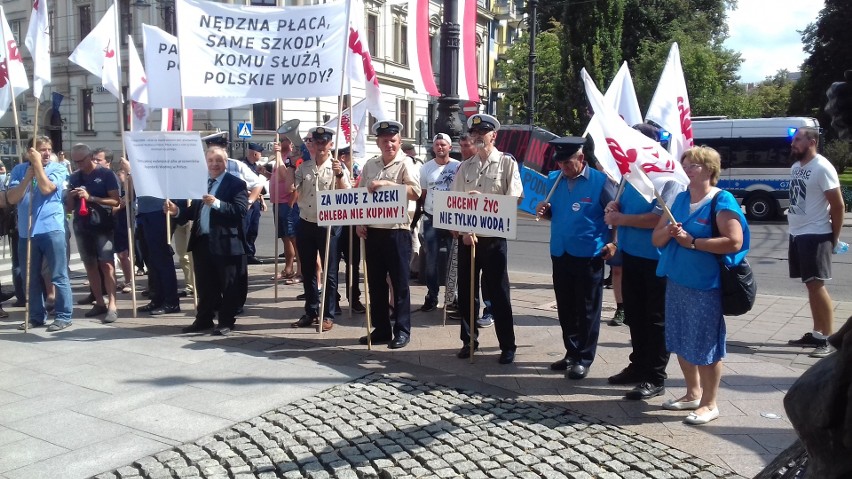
[81,89,94,132]
[9,20,21,45]
[253,101,276,131]
[366,13,378,55]
[250,0,276,4]
[397,99,413,138]
[393,22,408,65]
[476,34,485,88]
[79,5,92,42]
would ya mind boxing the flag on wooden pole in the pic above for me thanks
[0,6,30,119]
[69,3,122,101]
[24,0,50,99]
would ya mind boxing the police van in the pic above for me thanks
[692,116,821,221]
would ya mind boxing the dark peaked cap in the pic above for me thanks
[549,136,586,162]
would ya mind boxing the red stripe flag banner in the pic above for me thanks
[324,98,369,158]
[406,0,439,97]
[69,3,122,101]
[582,68,689,195]
[456,0,478,102]
[645,43,694,163]
[0,6,30,119]
[24,0,50,99]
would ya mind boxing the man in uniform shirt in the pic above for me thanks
[357,121,422,349]
[452,114,523,364]
[536,137,616,379]
[290,127,351,332]
[418,133,459,312]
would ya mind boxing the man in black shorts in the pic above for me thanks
[786,127,845,358]
[66,144,121,323]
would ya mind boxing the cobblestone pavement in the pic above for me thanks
[95,375,741,479]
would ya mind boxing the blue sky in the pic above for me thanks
[723,0,825,83]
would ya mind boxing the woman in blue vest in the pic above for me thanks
[652,146,750,425]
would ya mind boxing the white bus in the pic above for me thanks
[692,116,821,221]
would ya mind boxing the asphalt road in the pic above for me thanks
[253,210,852,300]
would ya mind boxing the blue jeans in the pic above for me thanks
[19,231,73,324]
[422,214,452,301]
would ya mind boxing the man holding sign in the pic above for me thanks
[451,114,523,364]
[290,127,350,332]
[536,137,616,380]
[356,121,421,349]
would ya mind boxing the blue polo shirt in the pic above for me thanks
[9,162,68,237]
[657,189,750,290]
[547,165,613,258]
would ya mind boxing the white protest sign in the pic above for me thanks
[175,0,346,101]
[316,185,408,227]
[142,24,265,109]
[123,131,208,199]
[432,191,519,240]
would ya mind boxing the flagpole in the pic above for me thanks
[123,45,137,317]
[318,0,352,336]
[273,100,281,303]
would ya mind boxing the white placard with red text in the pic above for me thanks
[432,191,518,239]
[316,185,407,226]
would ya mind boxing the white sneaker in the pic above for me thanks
[476,314,494,328]
[809,342,835,358]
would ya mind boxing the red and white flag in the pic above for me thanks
[0,6,30,119]
[347,0,388,121]
[69,3,121,101]
[456,0,479,102]
[645,43,694,163]
[582,68,688,195]
[24,0,50,99]
[406,0,439,97]
[324,98,369,159]
[127,36,149,132]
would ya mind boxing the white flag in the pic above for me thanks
[324,99,369,158]
[455,0,479,102]
[406,0,439,97]
[348,0,388,121]
[69,4,122,100]
[24,0,51,99]
[606,62,642,127]
[645,43,694,162]
[0,7,30,119]
[626,161,657,203]
[127,36,149,131]
[582,68,688,194]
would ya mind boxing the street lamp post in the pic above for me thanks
[433,0,465,141]
[528,0,538,126]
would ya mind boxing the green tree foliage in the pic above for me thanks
[789,0,852,138]
[824,139,851,174]
[559,0,626,134]
[494,25,569,134]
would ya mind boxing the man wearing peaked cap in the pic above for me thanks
[242,142,268,265]
[467,113,501,133]
[357,118,422,349]
[291,123,350,332]
[371,120,403,136]
[451,113,523,365]
[536,136,617,380]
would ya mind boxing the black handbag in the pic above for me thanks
[710,192,756,316]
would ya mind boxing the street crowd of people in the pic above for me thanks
[0,116,843,427]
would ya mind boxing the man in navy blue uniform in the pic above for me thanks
[242,142,268,265]
[166,146,248,336]
[536,136,616,379]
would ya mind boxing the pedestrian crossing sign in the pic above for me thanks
[237,122,252,139]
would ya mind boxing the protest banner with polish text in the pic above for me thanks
[123,131,208,200]
[432,191,518,240]
[519,166,548,216]
[175,0,346,101]
[316,185,407,227]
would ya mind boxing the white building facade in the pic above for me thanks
[0,0,523,165]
